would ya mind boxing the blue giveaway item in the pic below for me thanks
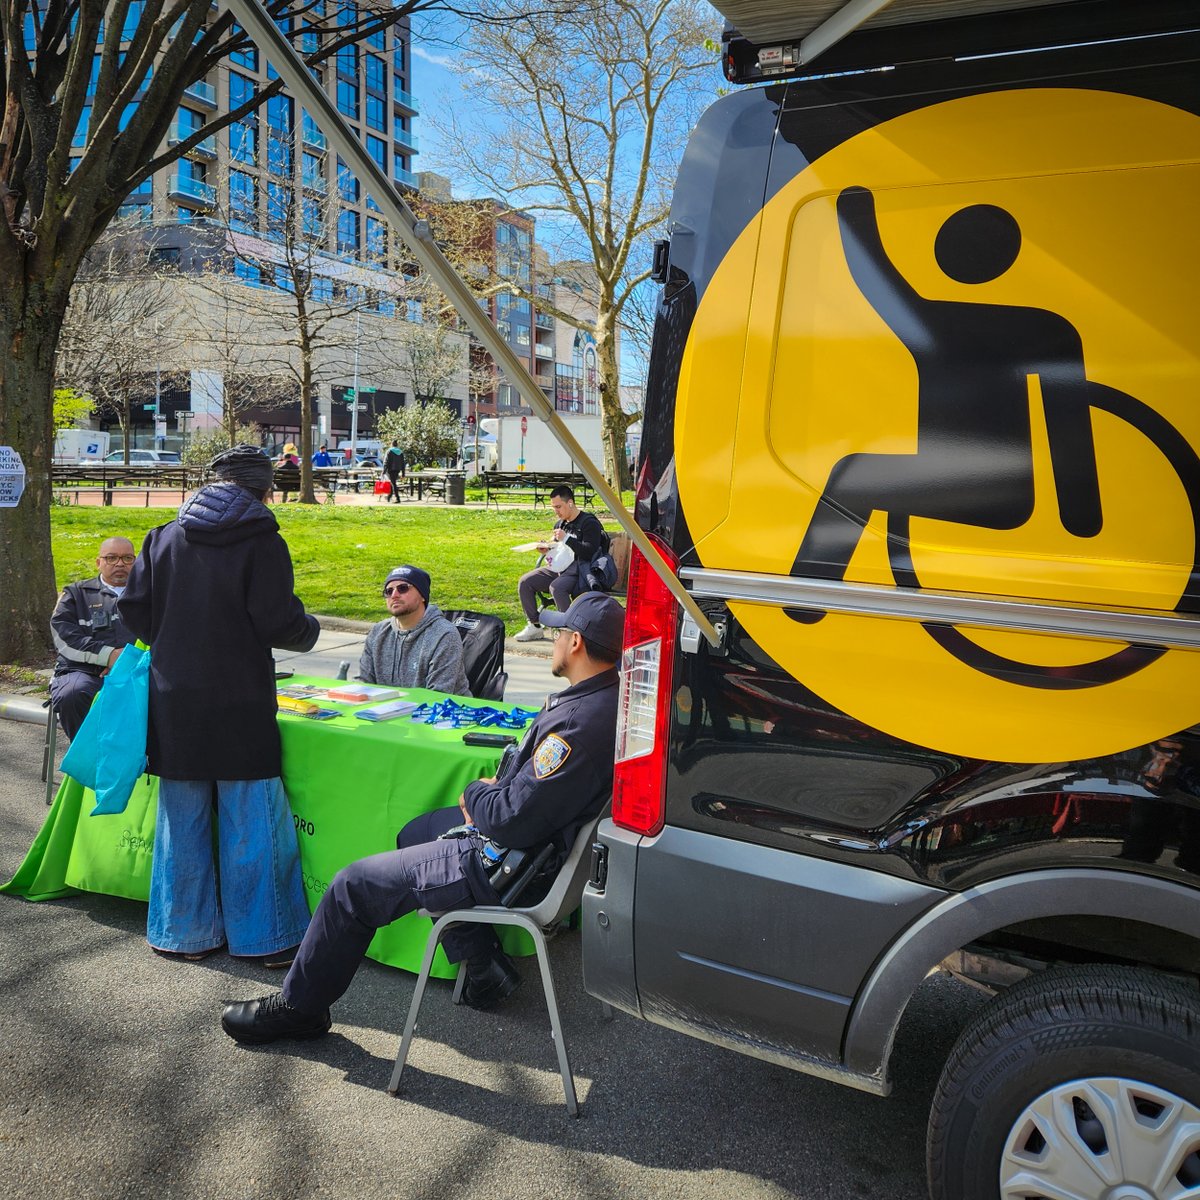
[408,699,537,730]
[61,644,151,816]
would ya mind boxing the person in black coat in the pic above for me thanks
[120,445,320,964]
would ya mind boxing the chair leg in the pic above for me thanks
[387,921,448,1095]
[600,1001,615,1022]
[528,926,579,1118]
[451,960,468,1005]
[43,709,58,807]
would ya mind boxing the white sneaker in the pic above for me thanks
[514,622,545,642]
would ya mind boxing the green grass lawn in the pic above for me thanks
[52,505,595,630]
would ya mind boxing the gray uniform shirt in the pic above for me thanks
[358,602,471,696]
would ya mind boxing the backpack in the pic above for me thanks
[585,530,618,592]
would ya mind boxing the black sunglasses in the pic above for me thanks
[384,582,413,596]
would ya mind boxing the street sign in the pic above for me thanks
[0,446,27,508]
[145,403,158,413]
[353,403,367,411]
[360,386,377,394]
[521,416,528,435]
[344,387,356,400]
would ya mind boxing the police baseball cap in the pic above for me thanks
[383,565,431,602]
[539,593,625,655]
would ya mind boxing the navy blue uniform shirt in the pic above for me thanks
[464,666,619,852]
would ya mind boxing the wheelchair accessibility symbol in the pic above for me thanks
[675,88,1200,762]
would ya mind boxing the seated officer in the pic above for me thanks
[49,536,138,740]
[357,564,470,696]
[221,592,625,1045]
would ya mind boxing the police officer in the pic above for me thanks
[49,536,139,739]
[221,592,625,1045]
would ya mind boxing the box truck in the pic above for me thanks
[480,413,602,473]
[53,428,109,464]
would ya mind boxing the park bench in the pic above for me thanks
[51,465,201,505]
[483,471,595,511]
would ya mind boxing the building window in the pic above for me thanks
[366,216,386,262]
[406,299,422,323]
[365,134,386,175]
[336,78,359,120]
[302,151,325,192]
[392,38,405,73]
[235,258,263,286]
[337,157,358,201]
[366,24,384,51]
[229,170,257,232]
[336,42,357,79]
[267,181,291,237]
[229,24,257,69]
[365,94,386,133]
[364,53,385,93]
[266,93,293,176]
[337,208,359,255]
[228,72,257,165]
[302,195,323,240]
[313,274,334,302]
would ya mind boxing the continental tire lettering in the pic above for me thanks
[968,1045,1030,1102]
[677,88,1200,762]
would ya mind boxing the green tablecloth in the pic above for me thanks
[2,679,533,977]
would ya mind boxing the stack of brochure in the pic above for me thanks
[355,699,421,722]
[328,684,402,703]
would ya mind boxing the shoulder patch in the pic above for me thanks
[533,733,571,779]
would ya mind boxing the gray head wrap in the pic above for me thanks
[209,444,273,491]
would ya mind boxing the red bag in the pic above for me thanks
[374,479,392,495]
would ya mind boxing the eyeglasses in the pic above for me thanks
[384,582,412,596]
[100,554,136,566]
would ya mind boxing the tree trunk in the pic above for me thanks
[595,310,632,491]
[0,290,66,663]
[299,342,316,504]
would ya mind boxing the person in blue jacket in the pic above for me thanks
[221,592,625,1045]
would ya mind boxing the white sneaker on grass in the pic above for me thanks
[514,622,545,642]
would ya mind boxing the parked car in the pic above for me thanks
[81,449,182,467]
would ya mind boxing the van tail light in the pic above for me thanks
[613,533,679,837]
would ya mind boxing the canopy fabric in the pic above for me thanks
[712,0,1079,45]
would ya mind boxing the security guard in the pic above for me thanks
[49,536,138,739]
[221,592,625,1046]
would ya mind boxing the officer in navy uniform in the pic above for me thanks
[49,536,139,739]
[221,591,625,1045]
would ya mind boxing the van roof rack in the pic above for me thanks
[716,0,1188,84]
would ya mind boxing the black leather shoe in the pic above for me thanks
[221,992,332,1045]
[460,951,521,1011]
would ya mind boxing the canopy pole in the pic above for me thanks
[220,0,720,647]
[802,0,896,62]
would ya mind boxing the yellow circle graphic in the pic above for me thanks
[676,88,1200,763]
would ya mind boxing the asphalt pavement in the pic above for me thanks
[0,644,986,1199]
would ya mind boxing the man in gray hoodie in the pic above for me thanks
[358,565,470,696]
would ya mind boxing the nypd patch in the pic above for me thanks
[533,733,571,779]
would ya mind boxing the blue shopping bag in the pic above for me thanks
[61,644,151,816]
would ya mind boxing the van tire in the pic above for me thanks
[927,964,1200,1200]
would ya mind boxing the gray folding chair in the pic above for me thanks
[388,810,611,1117]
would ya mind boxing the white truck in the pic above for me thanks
[53,428,109,464]
[480,413,602,473]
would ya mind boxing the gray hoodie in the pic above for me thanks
[358,602,471,696]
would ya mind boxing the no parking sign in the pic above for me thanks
[0,446,26,508]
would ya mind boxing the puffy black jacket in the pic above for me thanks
[120,483,319,780]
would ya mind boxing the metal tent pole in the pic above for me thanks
[220,0,719,647]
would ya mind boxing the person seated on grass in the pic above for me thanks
[515,484,605,641]
[358,565,470,695]
[220,592,624,1044]
[49,536,139,740]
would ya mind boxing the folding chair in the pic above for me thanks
[388,811,612,1117]
[440,609,508,701]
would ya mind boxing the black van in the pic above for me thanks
[583,2,1200,1196]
